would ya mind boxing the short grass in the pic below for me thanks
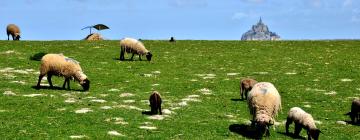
[0,40,360,139]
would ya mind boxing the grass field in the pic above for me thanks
[0,40,360,139]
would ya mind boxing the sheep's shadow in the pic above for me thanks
[277,132,306,140]
[112,58,140,61]
[31,85,83,92]
[141,111,154,115]
[29,52,47,61]
[229,124,263,139]
[231,98,245,102]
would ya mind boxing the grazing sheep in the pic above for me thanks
[286,107,321,140]
[247,82,281,137]
[240,78,257,100]
[6,24,21,41]
[120,37,152,61]
[346,99,360,124]
[169,37,176,42]
[84,33,103,41]
[149,91,162,115]
[36,53,90,91]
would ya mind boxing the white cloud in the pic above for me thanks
[169,0,208,8]
[351,9,360,22]
[232,12,248,20]
[343,0,352,7]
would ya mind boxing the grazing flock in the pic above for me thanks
[4,24,360,139]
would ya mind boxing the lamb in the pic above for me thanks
[247,82,281,137]
[345,99,360,124]
[120,37,152,61]
[6,24,21,41]
[286,107,321,140]
[149,91,162,115]
[36,53,90,91]
[240,78,257,100]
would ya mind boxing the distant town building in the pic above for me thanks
[241,18,280,40]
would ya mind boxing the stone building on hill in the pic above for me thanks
[241,18,280,40]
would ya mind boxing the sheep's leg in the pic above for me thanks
[47,74,53,88]
[67,78,70,89]
[240,84,244,99]
[265,125,270,137]
[62,78,67,89]
[130,53,134,60]
[294,123,302,136]
[12,35,15,40]
[307,131,312,140]
[36,74,45,88]
[285,117,292,134]
[7,35,9,40]
[159,105,162,115]
[120,48,125,60]
[139,55,142,61]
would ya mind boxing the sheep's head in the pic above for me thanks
[309,129,321,140]
[146,52,152,61]
[15,34,21,40]
[80,78,90,91]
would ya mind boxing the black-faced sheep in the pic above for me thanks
[240,78,257,100]
[346,99,360,124]
[247,82,281,137]
[286,107,321,140]
[149,91,162,115]
[6,24,21,41]
[169,37,176,42]
[36,54,90,91]
[120,38,152,61]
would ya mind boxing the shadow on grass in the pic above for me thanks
[141,111,154,115]
[29,52,47,61]
[229,124,263,139]
[277,132,306,140]
[231,98,245,102]
[31,85,83,92]
[113,57,135,61]
[343,120,360,126]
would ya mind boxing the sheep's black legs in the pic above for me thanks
[294,123,302,136]
[139,55,142,61]
[285,117,292,134]
[120,49,125,60]
[62,78,70,89]
[7,35,9,40]
[130,53,134,60]
[36,74,45,88]
[159,105,162,115]
[47,74,53,88]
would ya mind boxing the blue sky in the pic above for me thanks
[0,0,359,40]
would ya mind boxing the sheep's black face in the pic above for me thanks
[15,35,21,40]
[81,79,90,91]
[310,129,321,140]
[146,52,152,61]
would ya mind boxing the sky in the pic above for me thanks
[0,0,359,40]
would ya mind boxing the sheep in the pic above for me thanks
[149,91,162,115]
[240,78,257,100]
[169,37,176,42]
[6,24,21,41]
[84,33,103,41]
[36,53,90,91]
[120,37,152,61]
[345,99,360,124]
[247,82,281,137]
[286,107,321,140]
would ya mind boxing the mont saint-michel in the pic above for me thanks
[241,18,280,40]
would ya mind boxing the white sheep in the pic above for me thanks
[120,37,152,61]
[346,99,360,124]
[286,107,321,140]
[36,53,90,91]
[247,82,281,137]
[84,33,103,41]
[6,24,21,40]
[240,78,257,100]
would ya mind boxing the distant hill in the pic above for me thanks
[241,18,280,40]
